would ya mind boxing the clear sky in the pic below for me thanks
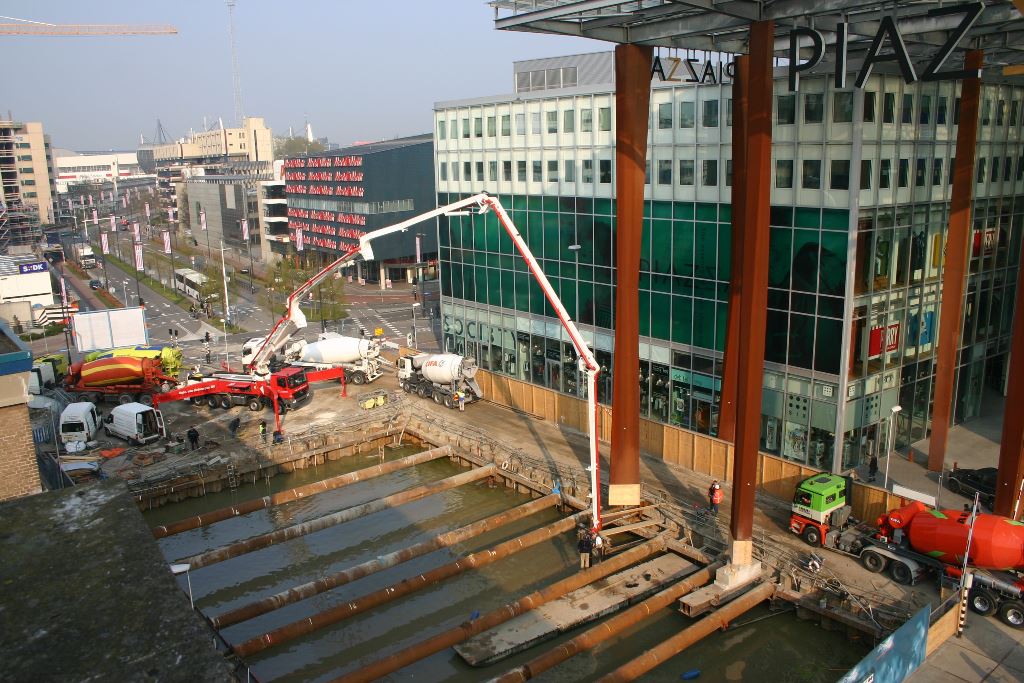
[0,1,608,152]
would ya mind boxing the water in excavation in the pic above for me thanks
[148,447,870,682]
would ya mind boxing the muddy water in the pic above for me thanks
[146,448,870,682]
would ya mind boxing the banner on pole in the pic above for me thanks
[91,209,98,225]
[144,202,150,219]
[100,232,109,254]
[67,198,73,211]
[162,230,171,254]
[109,215,116,232]
[122,195,127,208]
[295,228,304,251]
[88,194,94,207]
[132,222,141,241]
[134,243,144,271]
[200,209,207,231]
[240,219,249,241]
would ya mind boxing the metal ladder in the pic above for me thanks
[227,462,239,491]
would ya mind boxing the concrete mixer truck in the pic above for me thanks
[789,473,1024,628]
[241,333,382,385]
[64,356,179,405]
[397,353,484,409]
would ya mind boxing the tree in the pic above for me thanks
[274,136,326,158]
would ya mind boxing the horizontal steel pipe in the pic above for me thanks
[233,508,590,658]
[210,493,560,629]
[153,445,451,538]
[598,580,776,682]
[495,560,724,682]
[332,535,669,683]
[182,463,496,570]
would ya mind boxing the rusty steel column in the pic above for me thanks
[332,537,668,683]
[233,509,589,658]
[730,21,773,557]
[153,445,451,538]
[718,55,749,444]
[995,250,1024,518]
[182,463,496,570]
[598,581,775,682]
[210,493,560,629]
[929,49,983,472]
[494,561,724,682]
[609,43,653,507]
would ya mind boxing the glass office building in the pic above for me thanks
[434,52,1024,473]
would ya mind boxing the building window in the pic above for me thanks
[977,158,986,183]
[517,160,527,182]
[515,113,526,135]
[438,120,446,140]
[804,94,824,123]
[474,117,483,137]
[883,93,896,123]
[726,98,733,126]
[564,159,576,182]
[488,161,497,182]
[937,97,948,125]
[532,160,542,182]
[802,160,822,189]
[449,119,456,137]
[1017,156,1024,181]
[833,92,854,123]
[23,191,36,198]
[599,159,612,183]
[487,116,496,136]
[562,66,578,87]
[502,160,512,181]
[920,95,932,125]
[777,95,796,124]
[860,160,872,190]
[932,158,943,186]
[1010,101,1019,126]
[726,159,733,186]
[547,111,558,133]
[776,159,794,188]
[462,118,470,138]
[658,102,672,129]
[547,160,558,182]
[679,101,696,128]
[581,108,593,132]
[981,98,991,125]
[531,112,541,134]
[644,160,651,185]
[463,161,471,179]
[915,158,926,187]
[898,158,909,187]
[901,94,913,124]
[863,92,876,122]
[452,162,459,181]
[473,161,482,181]
[21,178,36,186]
[563,110,575,133]
[583,159,594,183]
[1004,156,1013,182]
[439,162,448,181]
[953,97,961,124]
[502,115,511,136]
[880,159,891,188]
[679,160,695,185]
[658,159,672,185]
[599,107,612,131]
[703,100,719,127]
[702,159,718,186]
[830,159,850,190]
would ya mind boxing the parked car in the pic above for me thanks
[945,466,997,508]
[89,279,102,290]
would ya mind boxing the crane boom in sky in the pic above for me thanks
[0,16,177,36]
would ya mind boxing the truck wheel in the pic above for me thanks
[104,426,112,437]
[416,384,429,399]
[248,398,262,411]
[861,550,887,573]
[207,395,219,409]
[139,394,154,406]
[190,397,203,405]
[947,478,962,494]
[969,588,999,617]
[219,395,232,410]
[90,393,104,404]
[351,371,366,385]
[433,392,442,404]
[889,561,913,585]
[998,600,1024,629]
[117,393,133,405]
[801,525,822,546]
[160,382,172,393]
[444,395,454,409]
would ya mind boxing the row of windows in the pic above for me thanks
[515,66,578,93]
[438,108,613,140]
[288,196,414,214]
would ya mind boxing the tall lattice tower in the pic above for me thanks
[226,0,244,126]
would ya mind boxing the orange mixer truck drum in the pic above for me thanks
[879,501,1024,571]
[77,357,152,387]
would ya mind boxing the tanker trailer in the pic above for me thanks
[64,356,179,405]
[397,353,483,408]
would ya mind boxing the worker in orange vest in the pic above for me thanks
[708,480,723,516]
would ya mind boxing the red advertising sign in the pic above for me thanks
[295,228,304,252]
[132,222,141,241]
[134,243,144,272]
[109,215,116,233]
[200,209,207,231]
[162,230,171,254]
[100,232,109,254]
[240,219,249,241]
[868,322,901,358]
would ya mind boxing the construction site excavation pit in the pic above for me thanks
[145,439,872,683]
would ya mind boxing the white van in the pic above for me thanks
[103,402,164,446]
[59,402,100,446]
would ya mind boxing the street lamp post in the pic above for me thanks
[884,405,902,489]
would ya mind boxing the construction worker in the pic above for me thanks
[708,480,723,516]
[457,391,466,412]
[187,427,200,451]
[592,532,605,563]
[577,531,593,570]
[259,420,267,444]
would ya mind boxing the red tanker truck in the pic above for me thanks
[64,356,179,406]
[790,473,1024,629]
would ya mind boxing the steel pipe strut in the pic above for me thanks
[598,581,776,682]
[210,493,560,629]
[181,463,496,570]
[330,535,670,683]
[232,509,591,658]
[494,561,725,682]
[153,446,452,538]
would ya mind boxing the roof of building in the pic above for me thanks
[491,0,1024,83]
[0,254,44,276]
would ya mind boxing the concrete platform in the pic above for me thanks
[455,553,697,666]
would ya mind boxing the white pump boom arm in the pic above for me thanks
[247,193,496,375]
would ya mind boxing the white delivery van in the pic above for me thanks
[103,402,164,446]
[59,402,100,446]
